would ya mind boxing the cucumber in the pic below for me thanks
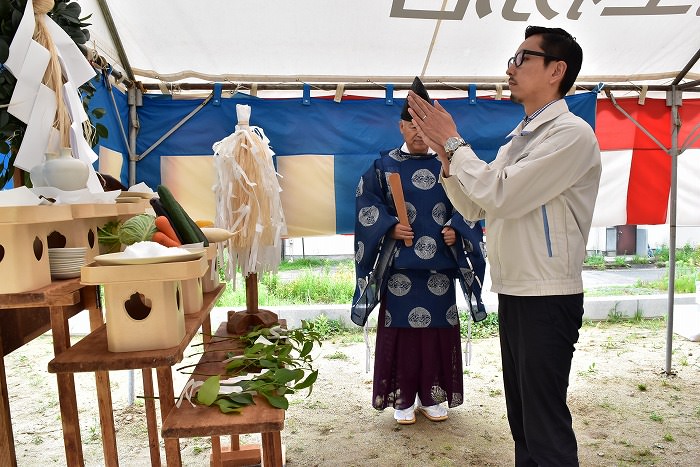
[156,185,209,246]
[149,197,185,243]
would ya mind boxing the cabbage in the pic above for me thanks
[118,213,157,246]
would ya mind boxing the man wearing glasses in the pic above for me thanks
[408,26,601,466]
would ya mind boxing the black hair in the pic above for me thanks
[525,25,583,97]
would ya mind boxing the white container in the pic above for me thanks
[42,148,89,191]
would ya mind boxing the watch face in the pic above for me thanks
[445,137,462,152]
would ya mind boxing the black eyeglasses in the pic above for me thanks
[507,49,563,68]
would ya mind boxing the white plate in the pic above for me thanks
[93,250,205,266]
[50,265,84,271]
[51,270,81,279]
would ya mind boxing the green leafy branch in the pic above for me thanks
[191,321,322,413]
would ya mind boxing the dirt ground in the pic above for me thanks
[4,321,700,466]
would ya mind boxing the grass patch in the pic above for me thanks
[216,259,354,307]
[460,311,499,339]
[324,351,349,360]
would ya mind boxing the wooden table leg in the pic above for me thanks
[202,314,212,348]
[261,431,282,467]
[84,286,119,466]
[211,436,222,466]
[0,334,17,467]
[142,368,162,467]
[49,305,84,466]
[95,370,118,467]
[156,366,181,466]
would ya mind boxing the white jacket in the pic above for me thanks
[442,99,601,296]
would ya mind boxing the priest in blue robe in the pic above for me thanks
[353,77,487,425]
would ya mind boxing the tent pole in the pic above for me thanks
[128,87,138,186]
[664,86,681,375]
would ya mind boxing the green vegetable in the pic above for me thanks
[118,213,158,246]
[156,185,209,246]
[97,220,122,253]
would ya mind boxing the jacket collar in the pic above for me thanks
[508,98,569,137]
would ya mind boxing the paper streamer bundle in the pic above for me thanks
[212,104,287,282]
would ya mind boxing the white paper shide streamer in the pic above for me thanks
[212,104,287,282]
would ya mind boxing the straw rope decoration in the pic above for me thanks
[212,104,287,284]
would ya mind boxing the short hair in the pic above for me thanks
[525,26,583,97]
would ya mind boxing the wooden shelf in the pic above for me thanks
[0,277,86,310]
[161,321,285,439]
[48,284,225,374]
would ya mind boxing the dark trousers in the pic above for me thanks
[498,293,583,467]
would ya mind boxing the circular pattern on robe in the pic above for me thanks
[431,202,447,225]
[385,309,393,327]
[355,241,365,263]
[427,273,450,296]
[460,267,475,286]
[408,307,431,327]
[480,242,487,258]
[411,168,436,190]
[446,304,459,325]
[359,205,380,227]
[430,385,448,403]
[414,236,437,260]
[356,177,364,197]
[387,273,411,296]
[405,202,417,224]
[356,276,367,291]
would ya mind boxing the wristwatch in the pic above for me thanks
[444,136,469,161]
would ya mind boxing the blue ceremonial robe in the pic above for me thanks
[353,147,486,328]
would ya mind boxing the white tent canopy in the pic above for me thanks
[81,0,700,93]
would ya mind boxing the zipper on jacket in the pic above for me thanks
[541,205,553,257]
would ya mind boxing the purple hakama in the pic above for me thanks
[372,300,464,411]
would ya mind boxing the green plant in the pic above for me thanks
[642,264,699,294]
[630,254,650,265]
[311,314,344,339]
[663,433,674,442]
[649,411,663,422]
[191,321,321,413]
[324,351,349,360]
[613,256,630,268]
[637,383,647,391]
[584,254,606,270]
[0,0,106,188]
[460,311,499,339]
[607,303,624,322]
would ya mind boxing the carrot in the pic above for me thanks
[152,231,181,248]
[155,215,181,245]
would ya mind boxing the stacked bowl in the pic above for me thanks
[48,247,87,280]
